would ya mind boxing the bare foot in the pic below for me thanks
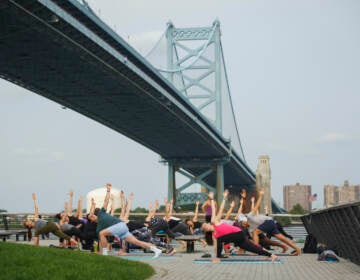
[290,249,301,256]
[117,251,130,256]
[281,245,288,253]
[211,257,221,263]
[167,248,177,256]
[179,241,186,249]
[270,254,279,262]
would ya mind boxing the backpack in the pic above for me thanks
[318,250,339,262]
[303,233,318,253]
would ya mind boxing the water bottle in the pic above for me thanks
[93,241,98,253]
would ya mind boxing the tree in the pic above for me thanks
[289,203,307,214]
[274,216,292,226]
[0,209,7,213]
[131,207,147,213]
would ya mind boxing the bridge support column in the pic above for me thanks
[168,163,176,203]
[216,163,224,204]
[164,157,229,206]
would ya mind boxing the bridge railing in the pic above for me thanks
[301,201,360,265]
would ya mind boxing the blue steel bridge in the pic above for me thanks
[0,0,283,212]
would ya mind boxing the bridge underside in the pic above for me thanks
[9,1,315,213]
[0,0,256,190]
[0,0,287,213]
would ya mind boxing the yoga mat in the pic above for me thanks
[232,253,293,256]
[194,258,283,264]
[119,255,177,261]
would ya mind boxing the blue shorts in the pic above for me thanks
[106,222,132,240]
[258,220,280,236]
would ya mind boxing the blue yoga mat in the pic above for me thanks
[119,256,177,261]
[194,258,283,264]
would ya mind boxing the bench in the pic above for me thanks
[175,235,204,253]
[1,215,27,242]
[0,230,12,242]
[0,229,27,242]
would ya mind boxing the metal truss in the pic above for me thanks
[164,20,223,132]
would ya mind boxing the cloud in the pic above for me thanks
[316,133,357,144]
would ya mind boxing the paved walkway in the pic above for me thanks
[9,238,360,280]
[145,248,360,280]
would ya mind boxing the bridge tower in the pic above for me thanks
[256,155,272,214]
[162,20,227,205]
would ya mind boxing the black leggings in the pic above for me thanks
[149,219,176,239]
[216,231,272,258]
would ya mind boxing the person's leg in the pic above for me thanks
[33,236,39,246]
[259,220,299,255]
[98,229,113,253]
[216,232,242,258]
[252,228,263,245]
[171,223,192,235]
[234,232,278,261]
[34,223,55,246]
[262,236,288,253]
[276,222,293,240]
[274,233,301,255]
[124,235,163,258]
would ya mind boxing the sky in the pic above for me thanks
[1,0,360,213]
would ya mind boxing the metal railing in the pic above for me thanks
[301,201,360,265]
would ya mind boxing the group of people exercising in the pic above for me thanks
[24,184,300,261]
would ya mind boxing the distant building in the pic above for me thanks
[256,155,272,214]
[324,180,360,208]
[283,183,312,212]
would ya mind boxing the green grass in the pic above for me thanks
[0,242,155,280]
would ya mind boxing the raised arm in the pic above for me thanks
[68,189,74,216]
[74,196,82,218]
[165,198,174,221]
[250,196,255,212]
[251,188,264,214]
[109,194,115,216]
[163,197,170,221]
[207,192,216,224]
[214,189,229,222]
[119,190,126,218]
[236,197,245,219]
[89,197,96,216]
[102,183,112,210]
[32,193,39,220]
[224,200,235,220]
[123,192,134,222]
[192,200,200,222]
[145,200,159,222]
